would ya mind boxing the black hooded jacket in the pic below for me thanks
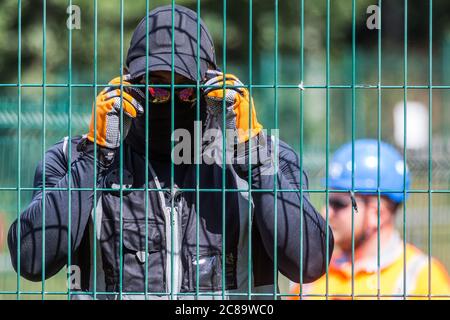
[7,110,333,299]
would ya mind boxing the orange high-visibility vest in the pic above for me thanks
[289,233,450,300]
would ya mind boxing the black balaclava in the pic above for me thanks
[124,5,217,161]
[126,89,207,161]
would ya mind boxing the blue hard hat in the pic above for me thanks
[326,139,411,203]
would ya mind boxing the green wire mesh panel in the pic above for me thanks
[0,0,449,300]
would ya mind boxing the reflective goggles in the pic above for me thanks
[146,87,197,104]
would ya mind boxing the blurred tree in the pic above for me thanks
[4,0,448,83]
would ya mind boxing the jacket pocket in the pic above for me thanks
[182,251,223,292]
[121,221,166,294]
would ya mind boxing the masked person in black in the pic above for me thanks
[8,5,333,299]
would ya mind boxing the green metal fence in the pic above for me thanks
[0,0,449,300]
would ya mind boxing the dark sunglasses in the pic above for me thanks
[328,197,351,211]
[328,191,359,213]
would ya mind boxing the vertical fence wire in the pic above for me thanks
[194,0,202,299]
[324,0,331,301]
[402,0,408,300]
[351,0,357,301]
[66,0,73,301]
[195,0,201,300]
[297,0,305,300]
[247,0,254,301]
[144,0,150,300]
[377,0,383,301]
[92,0,98,300]
[41,0,47,301]
[170,0,175,300]
[119,0,125,300]
[15,0,22,301]
[221,0,227,300]
[272,0,279,300]
[427,0,433,301]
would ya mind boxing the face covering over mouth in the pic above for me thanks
[126,88,206,162]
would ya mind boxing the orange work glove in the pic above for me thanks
[203,70,263,144]
[87,74,144,149]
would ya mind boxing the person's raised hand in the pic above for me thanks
[87,74,144,149]
[203,70,263,144]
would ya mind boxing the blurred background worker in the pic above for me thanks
[289,139,450,299]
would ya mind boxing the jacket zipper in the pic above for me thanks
[149,163,183,298]
[166,186,182,298]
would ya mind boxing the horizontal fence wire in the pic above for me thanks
[4,84,450,89]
